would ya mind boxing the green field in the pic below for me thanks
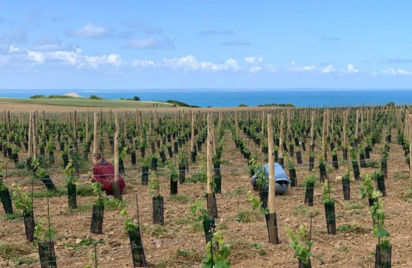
[0,97,175,108]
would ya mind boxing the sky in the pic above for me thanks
[1,0,412,90]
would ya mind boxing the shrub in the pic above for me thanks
[89,95,103,100]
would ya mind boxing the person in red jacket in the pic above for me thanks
[92,153,125,195]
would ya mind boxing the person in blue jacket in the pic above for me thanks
[250,162,291,195]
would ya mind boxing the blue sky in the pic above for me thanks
[1,0,412,90]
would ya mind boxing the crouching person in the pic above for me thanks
[250,162,291,195]
[92,153,126,195]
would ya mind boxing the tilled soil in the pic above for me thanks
[1,130,412,267]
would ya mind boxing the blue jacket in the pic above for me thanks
[250,162,291,195]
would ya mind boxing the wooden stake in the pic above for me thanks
[410,115,412,180]
[321,110,327,160]
[32,112,37,160]
[93,112,99,155]
[114,112,119,180]
[28,112,32,157]
[85,111,89,142]
[355,110,359,141]
[206,113,218,218]
[279,112,284,159]
[235,111,239,135]
[190,111,195,152]
[207,114,213,194]
[310,110,315,151]
[267,114,275,213]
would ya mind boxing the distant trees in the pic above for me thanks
[30,95,46,99]
[89,95,103,100]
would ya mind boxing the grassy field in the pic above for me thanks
[0,97,174,109]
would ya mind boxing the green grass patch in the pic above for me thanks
[33,184,94,198]
[187,172,207,183]
[63,238,104,250]
[189,222,203,233]
[236,210,261,223]
[0,242,33,265]
[337,224,370,234]
[292,204,309,217]
[365,161,380,168]
[142,224,169,238]
[76,184,94,196]
[345,202,365,210]
[1,213,23,220]
[394,172,409,180]
[171,217,193,225]
[68,204,93,213]
[0,97,174,108]
[168,194,191,203]
[33,189,67,198]
[226,188,247,197]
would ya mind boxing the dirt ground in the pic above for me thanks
[1,128,412,267]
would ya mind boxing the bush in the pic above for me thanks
[89,95,103,100]
[29,95,46,99]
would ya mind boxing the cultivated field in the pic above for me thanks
[0,105,410,267]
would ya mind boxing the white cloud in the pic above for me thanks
[245,56,263,64]
[8,45,21,53]
[321,65,336,73]
[249,66,262,73]
[2,45,122,69]
[162,55,240,72]
[27,51,44,63]
[346,64,359,73]
[132,60,156,68]
[290,61,316,72]
[70,23,109,38]
[82,54,121,68]
[124,38,174,50]
[381,68,412,76]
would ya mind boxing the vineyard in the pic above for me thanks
[0,105,411,267]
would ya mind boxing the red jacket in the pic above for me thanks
[92,160,125,195]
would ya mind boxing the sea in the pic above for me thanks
[1,89,412,108]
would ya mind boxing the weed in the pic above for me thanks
[168,194,191,203]
[142,224,169,238]
[336,246,349,253]
[345,202,365,210]
[365,161,380,168]
[226,188,246,197]
[394,172,409,180]
[236,210,261,223]
[337,224,370,234]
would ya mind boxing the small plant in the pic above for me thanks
[322,180,334,205]
[360,174,374,201]
[255,168,268,190]
[247,191,268,214]
[148,172,161,197]
[202,231,231,268]
[303,175,316,187]
[64,161,78,185]
[92,182,104,206]
[286,224,313,266]
[190,201,209,222]
[11,184,33,215]
[188,171,207,183]
[31,159,47,179]
[119,208,138,232]
[370,196,390,248]
[34,216,56,244]
[170,166,178,183]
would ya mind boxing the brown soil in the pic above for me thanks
[1,129,411,267]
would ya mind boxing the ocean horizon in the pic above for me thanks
[1,89,412,108]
